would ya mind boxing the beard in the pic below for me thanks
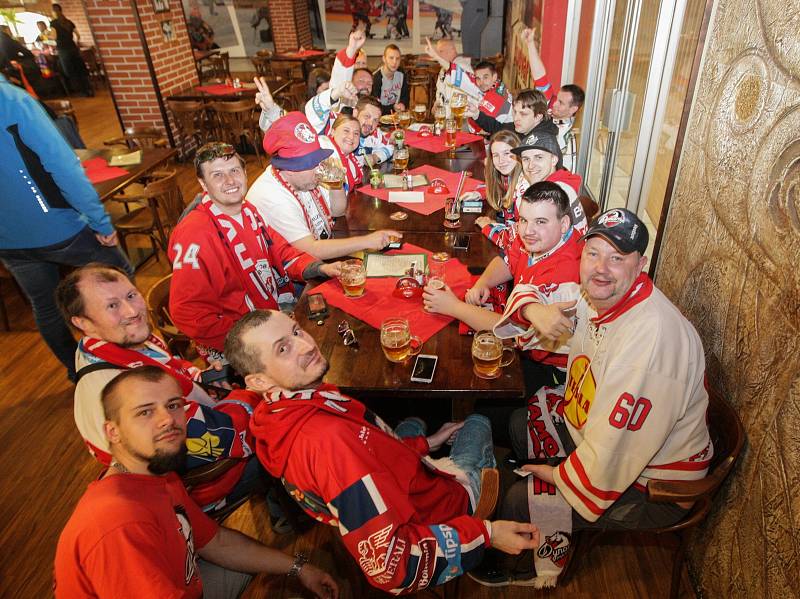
[146,443,187,475]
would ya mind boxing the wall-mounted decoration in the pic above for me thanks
[153,0,171,13]
[161,19,174,41]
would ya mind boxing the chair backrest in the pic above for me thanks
[251,55,271,77]
[704,388,746,489]
[579,195,600,223]
[167,99,206,134]
[145,274,183,344]
[143,170,184,225]
[121,126,168,149]
[202,51,231,82]
[45,99,78,126]
[211,99,257,133]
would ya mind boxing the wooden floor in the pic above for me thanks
[0,89,696,599]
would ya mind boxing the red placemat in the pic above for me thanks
[280,49,326,58]
[356,165,485,216]
[82,157,129,184]
[403,130,483,153]
[314,244,472,343]
[195,84,239,95]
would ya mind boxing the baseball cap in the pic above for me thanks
[511,131,563,169]
[262,112,332,171]
[579,208,649,254]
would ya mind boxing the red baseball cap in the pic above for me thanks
[262,112,333,171]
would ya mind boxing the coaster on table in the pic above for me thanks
[390,211,409,221]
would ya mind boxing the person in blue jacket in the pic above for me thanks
[0,74,131,381]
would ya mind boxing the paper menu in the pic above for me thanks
[388,191,424,203]
[109,150,142,166]
[365,253,428,278]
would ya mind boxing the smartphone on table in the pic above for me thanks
[410,354,438,383]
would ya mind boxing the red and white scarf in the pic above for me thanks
[272,168,334,240]
[197,194,284,310]
[328,137,363,192]
[82,335,200,395]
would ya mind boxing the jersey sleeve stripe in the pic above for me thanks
[557,461,605,516]
[568,453,623,502]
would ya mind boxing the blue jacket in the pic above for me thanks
[0,76,112,249]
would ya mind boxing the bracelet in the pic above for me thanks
[287,552,308,578]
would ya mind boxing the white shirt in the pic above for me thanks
[247,165,332,243]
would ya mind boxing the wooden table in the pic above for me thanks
[166,79,290,102]
[303,141,525,414]
[272,51,329,78]
[77,147,177,201]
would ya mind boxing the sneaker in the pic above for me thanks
[467,568,537,587]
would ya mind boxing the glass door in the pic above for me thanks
[576,0,700,259]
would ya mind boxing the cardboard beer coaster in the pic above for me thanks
[390,211,409,221]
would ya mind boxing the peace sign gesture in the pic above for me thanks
[253,76,275,112]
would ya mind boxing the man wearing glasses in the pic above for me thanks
[167,142,341,362]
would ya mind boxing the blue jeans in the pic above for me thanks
[395,414,496,503]
[0,227,132,380]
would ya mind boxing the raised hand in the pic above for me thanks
[253,76,274,112]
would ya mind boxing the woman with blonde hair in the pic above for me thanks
[475,129,525,249]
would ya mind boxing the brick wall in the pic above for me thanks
[58,0,95,46]
[268,0,313,53]
[84,0,198,144]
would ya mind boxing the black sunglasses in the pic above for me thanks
[337,320,358,348]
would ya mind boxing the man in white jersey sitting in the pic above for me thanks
[471,208,713,586]
[248,112,400,259]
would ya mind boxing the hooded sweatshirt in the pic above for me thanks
[244,384,489,594]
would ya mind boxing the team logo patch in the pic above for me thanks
[358,524,393,575]
[523,134,538,146]
[598,209,625,228]
[537,531,571,568]
[294,122,316,143]
[564,355,596,428]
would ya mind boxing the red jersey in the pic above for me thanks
[54,472,218,599]
[168,198,315,351]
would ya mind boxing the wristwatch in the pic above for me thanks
[287,552,308,578]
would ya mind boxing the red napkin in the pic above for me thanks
[314,244,472,343]
[195,84,239,95]
[82,157,129,184]
[356,165,485,216]
[403,130,484,153]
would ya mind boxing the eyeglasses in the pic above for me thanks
[337,320,358,348]
[195,142,236,165]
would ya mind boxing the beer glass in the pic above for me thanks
[428,251,449,285]
[471,331,515,379]
[444,118,457,158]
[413,103,427,123]
[433,104,446,131]
[393,147,409,172]
[398,110,412,129]
[443,197,460,229]
[338,259,366,298]
[317,158,345,190]
[380,317,421,363]
[450,92,467,130]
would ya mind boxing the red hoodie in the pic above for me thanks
[242,384,490,594]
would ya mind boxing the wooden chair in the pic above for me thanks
[408,68,433,112]
[561,388,745,599]
[167,99,208,157]
[108,170,183,262]
[199,51,231,83]
[251,55,271,77]
[579,195,600,223]
[273,80,307,113]
[210,99,264,165]
[270,60,304,80]
[145,273,195,358]
[104,126,169,150]
[81,46,105,88]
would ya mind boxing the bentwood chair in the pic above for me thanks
[210,99,264,165]
[145,273,196,359]
[104,126,169,150]
[44,99,78,128]
[199,51,231,83]
[167,99,209,157]
[560,388,745,599]
[251,54,271,77]
[109,170,184,263]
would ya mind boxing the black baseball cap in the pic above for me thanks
[511,131,563,169]
[580,208,648,254]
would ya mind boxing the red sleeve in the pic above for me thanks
[266,224,316,281]
[168,219,236,351]
[399,435,430,455]
[336,47,356,68]
[534,74,556,105]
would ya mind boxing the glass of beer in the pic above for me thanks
[450,92,467,130]
[398,110,412,129]
[433,104,446,132]
[380,317,421,363]
[471,331,515,379]
[393,146,409,172]
[339,259,366,298]
[413,103,427,123]
[444,118,457,157]
[317,158,345,190]
[428,251,449,285]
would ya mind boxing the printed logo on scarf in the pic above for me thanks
[537,531,570,567]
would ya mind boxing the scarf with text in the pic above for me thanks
[272,168,333,240]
